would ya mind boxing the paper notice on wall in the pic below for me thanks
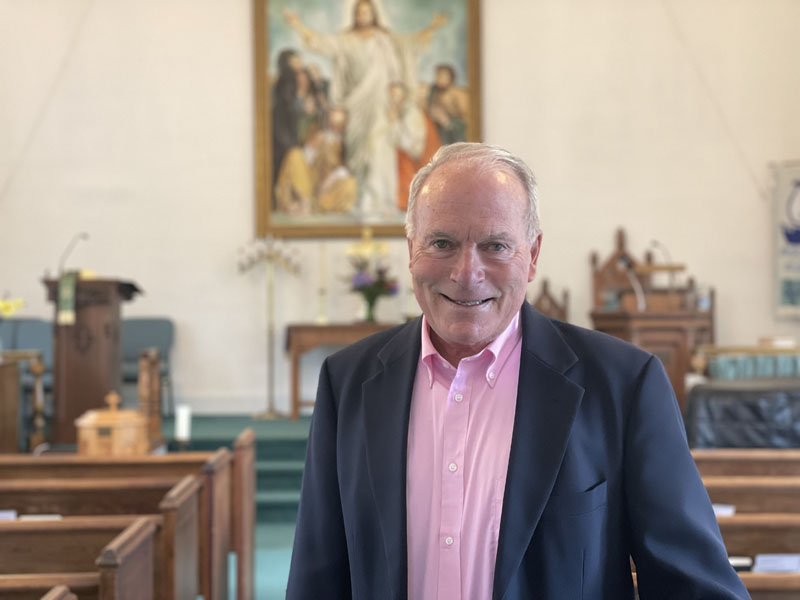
[775,162,800,317]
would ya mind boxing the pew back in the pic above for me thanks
[0,574,98,600]
[718,514,800,556]
[694,449,800,477]
[0,515,154,574]
[703,476,800,513]
[0,517,156,600]
[0,428,254,600]
[41,586,78,600]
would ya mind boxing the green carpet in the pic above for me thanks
[162,415,309,598]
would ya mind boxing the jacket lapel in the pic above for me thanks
[493,305,585,600]
[362,319,422,600]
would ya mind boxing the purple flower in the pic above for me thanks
[352,270,375,289]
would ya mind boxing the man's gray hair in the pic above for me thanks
[405,142,540,242]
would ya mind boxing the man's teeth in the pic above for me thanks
[452,298,485,306]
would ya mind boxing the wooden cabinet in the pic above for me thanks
[590,311,713,412]
[590,229,714,413]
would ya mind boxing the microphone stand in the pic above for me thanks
[58,232,89,276]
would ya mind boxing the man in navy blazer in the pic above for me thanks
[287,143,748,599]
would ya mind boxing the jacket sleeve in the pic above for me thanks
[624,356,750,599]
[286,358,353,599]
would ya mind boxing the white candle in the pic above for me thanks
[174,404,192,442]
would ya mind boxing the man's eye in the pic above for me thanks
[432,240,450,249]
[488,243,505,251]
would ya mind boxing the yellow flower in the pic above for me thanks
[0,298,24,318]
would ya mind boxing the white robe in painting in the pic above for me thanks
[307,29,424,220]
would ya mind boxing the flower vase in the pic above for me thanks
[364,297,377,323]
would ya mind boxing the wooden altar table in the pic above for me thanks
[285,323,397,420]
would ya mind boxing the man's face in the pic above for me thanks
[408,160,541,363]
[355,3,375,28]
[435,68,453,88]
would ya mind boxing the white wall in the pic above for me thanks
[1,0,799,414]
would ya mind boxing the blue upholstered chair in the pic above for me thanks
[121,317,175,414]
[0,319,15,350]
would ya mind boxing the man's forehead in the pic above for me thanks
[420,161,525,205]
[425,159,516,187]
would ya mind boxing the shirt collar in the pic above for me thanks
[419,311,522,389]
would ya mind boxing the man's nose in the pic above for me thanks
[449,247,485,286]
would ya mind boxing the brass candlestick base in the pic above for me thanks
[252,408,283,420]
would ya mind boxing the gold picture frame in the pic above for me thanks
[254,0,481,238]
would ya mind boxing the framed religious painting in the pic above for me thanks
[253,0,481,238]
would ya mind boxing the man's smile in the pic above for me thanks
[441,293,493,307]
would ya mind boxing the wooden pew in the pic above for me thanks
[632,571,800,600]
[0,517,156,600]
[740,573,800,600]
[0,573,99,600]
[0,476,199,600]
[232,428,255,600]
[718,513,800,556]
[41,586,78,600]
[0,448,235,600]
[703,476,800,513]
[694,449,800,477]
[0,428,254,600]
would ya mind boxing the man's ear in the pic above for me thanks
[407,237,414,265]
[528,233,543,282]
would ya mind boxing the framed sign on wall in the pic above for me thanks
[774,161,800,317]
[253,0,481,238]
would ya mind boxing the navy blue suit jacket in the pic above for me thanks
[287,304,749,599]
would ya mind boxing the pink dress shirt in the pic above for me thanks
[406,312,522,599]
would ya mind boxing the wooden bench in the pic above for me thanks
[703,476,800,513]
[718,513,800,556]
[0,476,199,600]
[632,571,800,600]
[0,517,156,600]
[0,573,99,600]
[0,428,254,600]
[694,449,800,477]
[0,447,236,600]
[740,573,800,600]
[42,586,78,600]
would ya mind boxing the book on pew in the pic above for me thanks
[753,554,800,573]
[712,503,736,516]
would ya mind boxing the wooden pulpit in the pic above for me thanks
[0,361,20,452]
[589,230,714,413]
[44,278,141,443]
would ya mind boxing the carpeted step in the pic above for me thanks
[257,490,301,522]
[258,459,305,490]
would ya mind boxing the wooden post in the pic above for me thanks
[138,348,164,450]
[28,357,47,451]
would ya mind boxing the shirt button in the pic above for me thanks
[445,536,454,546]
[448,462,458,472]
[454,394,463,403]
[488,371,496,380]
